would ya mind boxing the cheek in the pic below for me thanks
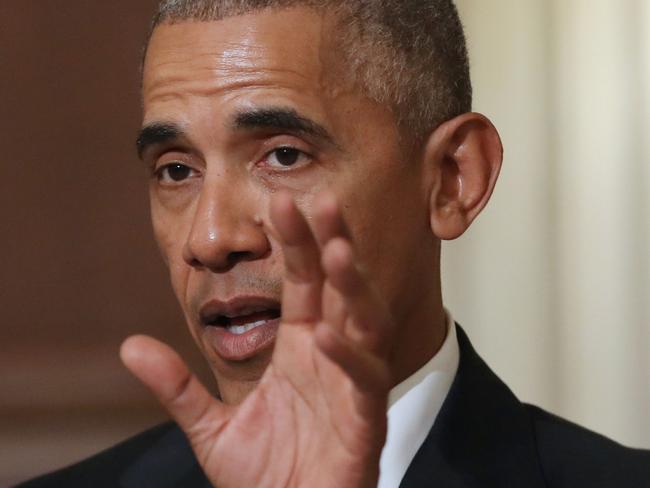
[342,167,431,300]
[150,199,193,304]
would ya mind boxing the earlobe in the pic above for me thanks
[425,113,503,240]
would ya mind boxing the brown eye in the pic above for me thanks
[275,148,300,166]
[267,147,306,168]
[158,163,193,183]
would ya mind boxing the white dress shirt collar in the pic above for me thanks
[378,310,460,488]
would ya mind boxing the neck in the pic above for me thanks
[389,285,447,388]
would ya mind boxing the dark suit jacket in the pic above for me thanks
[17,326,650,487]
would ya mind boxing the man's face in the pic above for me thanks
[141,7,440,403]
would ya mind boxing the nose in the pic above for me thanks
[182,180,270,272]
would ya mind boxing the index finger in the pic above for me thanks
[270,192,323,325]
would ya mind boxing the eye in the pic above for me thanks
[265,147,310,169]
[156,162,196,184]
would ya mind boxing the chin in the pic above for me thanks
[205,345,275,404]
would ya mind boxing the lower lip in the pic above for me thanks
[203,318,280,361]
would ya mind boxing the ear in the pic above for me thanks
[424,112,503,240]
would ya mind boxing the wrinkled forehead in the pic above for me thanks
[142,7,349,105]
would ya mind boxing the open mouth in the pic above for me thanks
[199,297,282,361]
[204,309,282,336]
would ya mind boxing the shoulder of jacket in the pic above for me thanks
[524,404,650,488]
[15,422,180,488]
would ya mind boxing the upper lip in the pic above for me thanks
[199,296,281,326]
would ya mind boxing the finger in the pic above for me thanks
[322,238,393,355]
[322,281,347,333]
[311,192,352,248]
[120,335,229,457]
[270,192,323,324]
[315,321,391,395]
[312,193,350,331]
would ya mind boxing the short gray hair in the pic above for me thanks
[147,0,472,138]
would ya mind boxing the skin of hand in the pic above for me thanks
[122,5,502,487]
[122,191,394,487]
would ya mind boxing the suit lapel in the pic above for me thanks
[400,325,547,488]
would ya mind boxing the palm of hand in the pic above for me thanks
[122,193,393,488]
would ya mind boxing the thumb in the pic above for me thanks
[120,335,230,462]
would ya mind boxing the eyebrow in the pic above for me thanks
[136,122,185,160]
[232,107,338,148]
[136,107,338,159]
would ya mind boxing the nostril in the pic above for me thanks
[182,221,271,271]
[227,250,255,266]
[189,251,257,273]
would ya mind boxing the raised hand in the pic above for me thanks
[120,192,395,488]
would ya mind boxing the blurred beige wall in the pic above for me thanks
[447,0,650,448]
[1,0,648,486]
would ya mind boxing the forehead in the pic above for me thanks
[142,8,344,113]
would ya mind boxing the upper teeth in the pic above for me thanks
[227,320,268,335]
[224,306,269,319]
